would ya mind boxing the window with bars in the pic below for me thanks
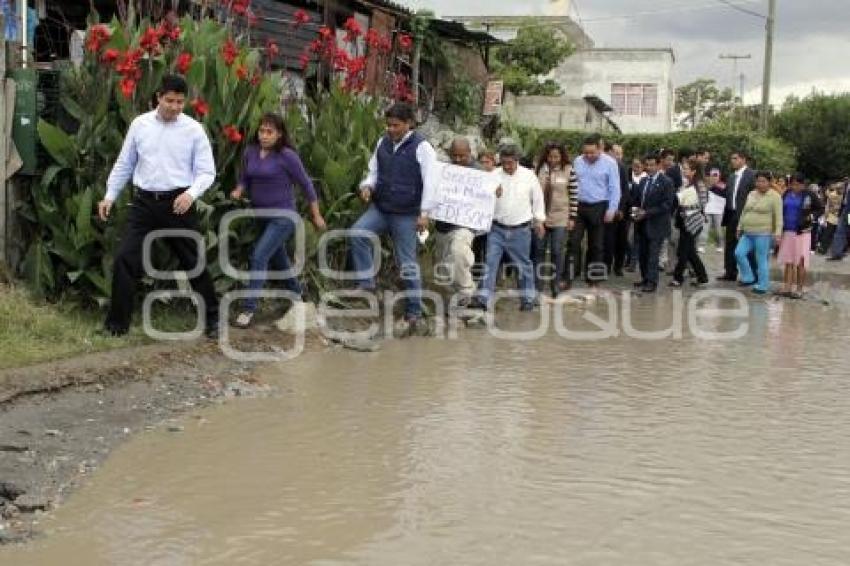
[611,83,658,117]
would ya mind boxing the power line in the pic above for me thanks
[578,0,763,24]
[716,0,767,19]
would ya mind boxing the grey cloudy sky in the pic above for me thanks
[401,0,850,103]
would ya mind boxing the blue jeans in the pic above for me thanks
[350,204,422,318]
[828,202,849,258]
[735,234,773,291]
[477,224,535,308]
[244,217,303,312]
[532,226,567,295]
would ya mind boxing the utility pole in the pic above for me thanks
[760,0,777,132]
[719,54,751,102]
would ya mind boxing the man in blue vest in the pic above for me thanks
[350,103,438,334]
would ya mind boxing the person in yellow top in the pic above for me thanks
[735,171,784,294]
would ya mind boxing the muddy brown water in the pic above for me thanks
[3,294,850,565]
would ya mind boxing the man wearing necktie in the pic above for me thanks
[719,151,756,281]
[826,177,850,261]
[630,153,675,292]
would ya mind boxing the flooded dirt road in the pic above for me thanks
[3,293,850,565]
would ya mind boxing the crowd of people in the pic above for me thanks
[95,75,850,338]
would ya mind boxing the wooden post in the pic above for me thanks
[0,13,8,268]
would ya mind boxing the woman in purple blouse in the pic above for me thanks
[230,113,326,328]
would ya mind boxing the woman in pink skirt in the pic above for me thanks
[778,173,823,298]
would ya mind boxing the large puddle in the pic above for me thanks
[3,295,850,565]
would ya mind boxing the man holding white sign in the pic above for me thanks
[424,138,493,303]
[471,145,546,312]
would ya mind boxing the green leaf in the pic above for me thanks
[60,94,87,122]
[23,240,55,296]
[323,159,353,196]
[40,164,66,189]
[38,119,78,168]
[75,187,96,247]
[187,56,207,91]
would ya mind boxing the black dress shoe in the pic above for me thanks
[826,256,843,262]
[633,280,646,289]
[737,280,755,287]
[640,284,658,293]
[204,325,220,340]
[99,324,128,337]
[716,275,736,281]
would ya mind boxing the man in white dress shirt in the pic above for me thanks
[98,74,219,338]
[472,145,546,311]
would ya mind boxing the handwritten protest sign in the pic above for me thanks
[429,163,499,232]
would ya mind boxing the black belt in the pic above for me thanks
[492,220,530,230]
[135,187,188,201]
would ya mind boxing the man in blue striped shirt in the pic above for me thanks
[564,133,621,288]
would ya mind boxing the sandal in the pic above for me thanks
[790,292,803,300]
[233,311,254,328]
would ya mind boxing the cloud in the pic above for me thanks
[400,0,850,100]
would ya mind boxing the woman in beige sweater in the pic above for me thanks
[534,142,579,296]
[735,171,784,294]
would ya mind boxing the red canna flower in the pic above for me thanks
[318,26,333,40]
[343,16,362,43]
[222,125,243,144]
[391,73,414,102]
[235,65,249,80]
[365,29,382,49]
[308,38,323,53]
[85,24,111,53]
[246,9,258,26]
[250,74,261,86]
[266,39,280,58]
[293,9,311,28]
[332,48,351,71]
[139,26,163,54]
[346,55,367,77]
[398,33,413,52]
[190,98,209,117]
[114,49,144,77]
[119,77,136,99]
[102,48,120,64]
[221,38,238,66]
[169,25,182,41]
[299,51,311,70]
[176,52,192,74]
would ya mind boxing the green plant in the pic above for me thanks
[442,69,483,128]
[770,92,850,182]
[284,85,386,299]
[26,11,281,303]
[504,125,797,176]
[492,25,573,96]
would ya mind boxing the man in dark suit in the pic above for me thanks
[718,151,756,280]
[603,142,632,276]
[631,153,676,293]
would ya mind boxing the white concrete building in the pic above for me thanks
[552,48,676,134]
[447,2,676,134]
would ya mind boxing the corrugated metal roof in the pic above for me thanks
[349,0,412,17]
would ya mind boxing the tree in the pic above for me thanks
[493,25,573,96]
[770,92,850,182]
[675,79,735,129]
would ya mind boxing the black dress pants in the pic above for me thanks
[566,201,607,284]
[105,192,219,332]
[673,229,708,283]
